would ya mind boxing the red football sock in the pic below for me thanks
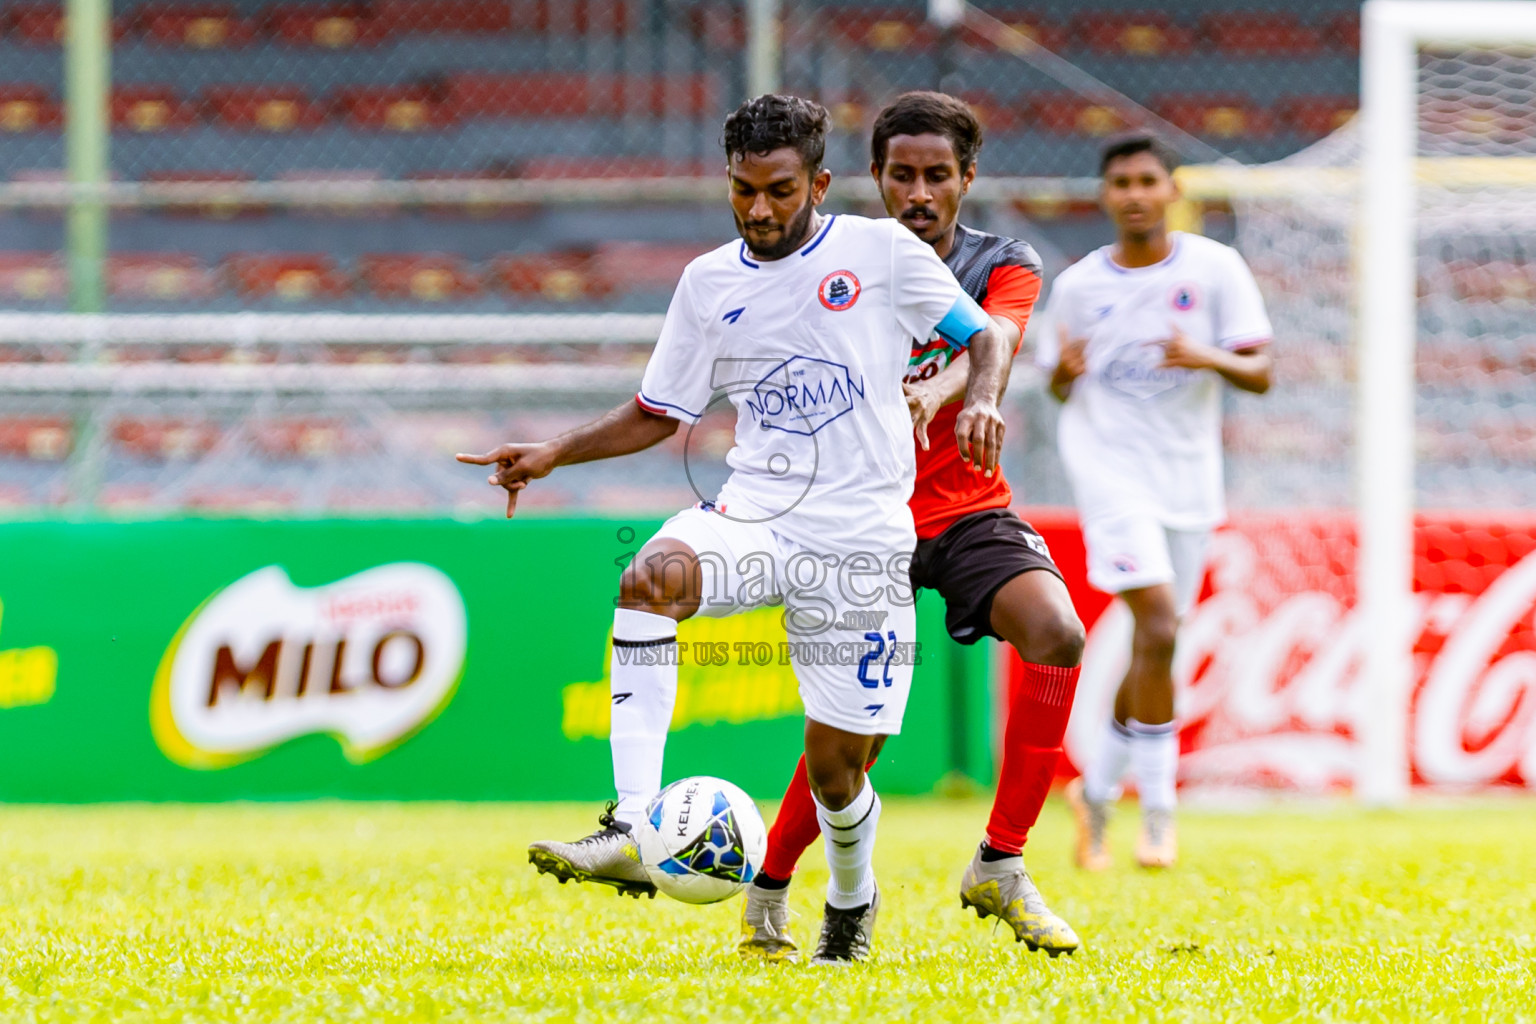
[985,663,1081,855]
[760,753,878,881]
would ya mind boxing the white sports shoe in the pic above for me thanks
[527,802,657,899]
[810,888,879,966]
[738,883,799,962]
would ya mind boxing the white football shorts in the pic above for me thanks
[649,504,916,736]
[1081,514,1211,616]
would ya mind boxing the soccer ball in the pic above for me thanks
[637,776,768,905]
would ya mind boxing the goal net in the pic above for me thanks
[1084,1,1536,802]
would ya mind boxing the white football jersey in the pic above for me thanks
[1036,232,1272,530]
[639,214,989,555]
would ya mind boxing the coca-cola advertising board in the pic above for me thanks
[1014,511,1536,792]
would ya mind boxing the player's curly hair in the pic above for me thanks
[871,91,983,174]
[721,94,832,175]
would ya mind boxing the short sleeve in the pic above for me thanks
[889,224,988,350]
[1215,248,1273,351]
[981,263,1043,351]
[637,266,715,423]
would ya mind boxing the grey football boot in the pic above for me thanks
[959,846,1080,957]
[809,887,880,966]
[527,802,657,899]
[738,883,799,962]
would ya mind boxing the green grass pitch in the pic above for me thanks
[2,797,1533,1022]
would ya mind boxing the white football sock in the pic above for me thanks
[814,778,881,911]
[1127,718,1179,811]
[609,608,679,828]
[1082,717,1134,805]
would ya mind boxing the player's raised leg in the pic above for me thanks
[959,568,1084,955]
[527,537,705,897]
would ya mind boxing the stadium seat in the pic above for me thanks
[333,86,453,132]
[372,0,513,35]
[1071,12,1195,56]
[1151,93,1275,139]
[0,85,61,132]
[962,14,1068,53]
[489,251,613,302]
[107,253,221,301]
[4,2,131,44]
[225,253,350,301]
[1277,95,1357,138]
[444,72,594,118]
[592,242,710,295]
[358,253,481,301]
[0,417,70,460]
[826,9,936,51]
[1028,93,1131,137]
[688,2,745,49]
[958,92,1029,134]
[1199,13,1323,57]
[0,252,66,301]
[112,418,222,459]
[1323,12,1360,53]
[135,2,256,47]
[203,85,328,131]
[112,85,199,133]
[264,3,388,48]
[517,157,711,179]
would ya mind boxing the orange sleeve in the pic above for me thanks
[981,264,1042,354]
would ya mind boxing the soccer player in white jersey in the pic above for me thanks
[458,95,1012,963]
[1035,134,1273,870]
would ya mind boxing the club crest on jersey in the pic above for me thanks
[1170,283,1199,312]
[818,270,861,311]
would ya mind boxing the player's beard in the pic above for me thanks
[739,196,816,261]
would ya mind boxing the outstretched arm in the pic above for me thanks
[952,319,1012,477]
[456,399,680,517]
[905,314,1021,451]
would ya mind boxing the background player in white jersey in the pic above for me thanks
[1035,134,1273,871]
[458,94,1013,963]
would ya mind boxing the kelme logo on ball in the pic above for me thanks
[151,563,467,769]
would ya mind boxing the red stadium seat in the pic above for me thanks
[112,85,199,132]
[688,2,745,49]
[203,85,328,131]
[489,251,613,302]
[112,418,223,459]
[1277,95,1356,137]
[263,3,387,47]
[135,3,256,47]
[1323,12,1360,53]
[333,85,454,131]
[962,14,1068,53]
[357,253,481,301]
[826,9,936,51]
[1071,11,1195,56]
[225,253,350,301]
[107,252,221,300]
[1200,13,1323,56]
[1028,93,1132,137]
[1152,93,1274,139]
[592,242,711,294]
[4,2,131,44]
[517,157,711,179]
[444,72,593,118]
[0,84,61,132]
[959,92,1029,134]
[534,0,631,35]
[372,0,513,35]
[0,251,66,300]
[0,417,71,460]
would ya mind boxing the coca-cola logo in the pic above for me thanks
[1065,520,1536,792]
[151,563,467,769]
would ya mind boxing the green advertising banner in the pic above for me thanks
[0,518,992,802]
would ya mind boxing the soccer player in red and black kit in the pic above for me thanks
[738,91,1087,961]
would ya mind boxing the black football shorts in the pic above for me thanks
[908,508,1064,645]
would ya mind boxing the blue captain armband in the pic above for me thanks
[934,291,990,350]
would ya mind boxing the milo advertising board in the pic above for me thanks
[0,518,986,802]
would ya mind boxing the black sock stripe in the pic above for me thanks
[820,792,877,832]
[612,636,677,648]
